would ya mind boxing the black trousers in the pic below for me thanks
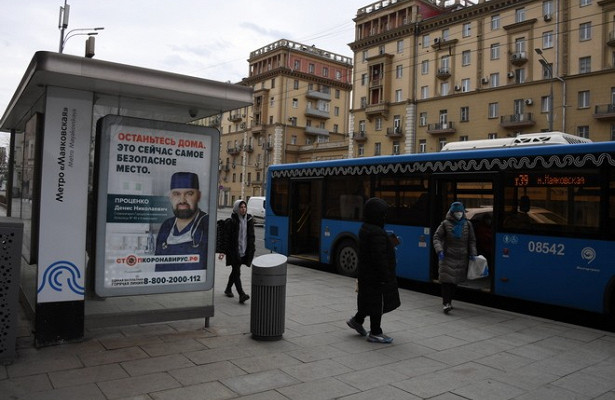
[353,298,383,335]
[226,255,250,295]
[441,282,457,305]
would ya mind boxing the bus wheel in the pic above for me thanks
[335,239,358,277]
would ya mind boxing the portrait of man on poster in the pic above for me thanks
[155,172,209,271]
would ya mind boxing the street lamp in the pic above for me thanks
[534,48,554,132]
[61,28,104,53]
[58,0,104,53]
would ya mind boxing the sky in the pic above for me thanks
[0,0,371,120]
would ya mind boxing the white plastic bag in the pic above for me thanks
[467,255,489,280]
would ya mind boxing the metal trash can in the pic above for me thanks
[250,253,287,341]
[0,217,24,365]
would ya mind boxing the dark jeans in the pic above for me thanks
[226,255,249,295]
[353,301,383,335]
[441,282,457,305]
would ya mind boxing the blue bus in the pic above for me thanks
[264,133,615,318]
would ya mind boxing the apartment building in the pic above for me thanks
[198,39,353,207]
[350,0,615,155]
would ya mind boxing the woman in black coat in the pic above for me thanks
[346,197,400,343]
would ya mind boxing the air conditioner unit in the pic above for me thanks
[454,85,461,91]
[481,77,489,84]
[511,53,519,61]
[544,13,552,21]
[507,72,515,78]
[525,98,533,105]
[240,122,246,129]
[434,37,441,44]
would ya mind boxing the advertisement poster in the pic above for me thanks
[95,116,219,297]
[38,87,92,303]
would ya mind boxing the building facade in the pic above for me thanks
[200,39,353,207]
[350,0,615,155]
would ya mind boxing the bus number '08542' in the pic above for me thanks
[527,241,565,256]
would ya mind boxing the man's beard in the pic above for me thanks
[173,205,197,219]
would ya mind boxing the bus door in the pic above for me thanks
[431,174,499,292]
[289,178,322,260]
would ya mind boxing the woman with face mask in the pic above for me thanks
[432,201,477,314]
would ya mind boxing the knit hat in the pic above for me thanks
[450,201,465,213]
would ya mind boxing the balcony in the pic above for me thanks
[305,106,330,119]
[219,163,230,172]
[305,126,330,136]
[510,51,528,66]
[370,78,382,88]
[365,102,389,120]
[227,146,241,155]
[593,104,615,120]
[306,90,331,101]
[500,113,536,129]
[436,68,451,80]
[228,113,243,122]
[354,131,368,142]
[426,122,456,134]
[608,31,615,47]
[263,142,273,151]
[251,123,266,136]
[244,144,254,152]
[386,126,403,138]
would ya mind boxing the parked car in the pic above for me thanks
[247,196,266,225]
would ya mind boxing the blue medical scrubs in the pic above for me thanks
[155,210,209,271]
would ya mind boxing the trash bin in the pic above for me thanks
[250,253,287,341]
[0,217,24,365]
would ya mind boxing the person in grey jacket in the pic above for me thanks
[433,201,477,314]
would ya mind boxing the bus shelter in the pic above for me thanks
[0,51,252,346]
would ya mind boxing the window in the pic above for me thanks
[397,40,404,53]
[421,60,429,75]
[461,78,470,92]
[294,60,300,70]
[289,117,297,126]
[543,31,554,49]
[419,112,427,126]
[395,89,403,102]
[375,118,383,131]
[293,80,299,90]
[578,90,590,108]
[442,28,450,41]
[460,106,469,122]
[515,68,526,84]
[360,97,367,108]
[580,56,591,73]
[396,65,403,78]
[374,142,381,156]
[292,98,298,108]
[541,62,553,78]
[422,34,430,48]
[541,95,552,113]
[358,143,365,156]
[333,124,338,133]
[580,0,591,6]
[491,15,500,30]
[361,73,367,86]
[462,22,471,37]
[439,138,447,150]
[362,50,368,62]
[393,141,400,155]
[335,71,342,80]
[335,89,340,99]
[440,82,450,96]
[334,106,339,116]
[515,8,526,22]
[490,43,500,60]
[488,102,499,118]
[421,86,429,99]
[515,37,526,53]
[359,120,366,133]
[490,73,500,87]
[419,139,427,153]
[440,55,450,72]
[308,63,315,73]
[271,78,275,88]
[543,0,553,15]
[378,45,385,55]
[322,67,328,77]
[577,126,590,138]
[488,133,497,139]
[462,50,471,66]
[270,97,274,106]
[579,22,591,41]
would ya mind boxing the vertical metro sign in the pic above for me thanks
[95,116,219,297]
